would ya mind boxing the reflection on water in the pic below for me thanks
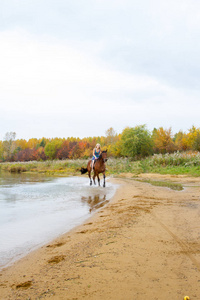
[81,194,109,212]
[0,171,53,187]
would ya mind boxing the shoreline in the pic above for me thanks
[0,176,118,272]
[1,174,200,299]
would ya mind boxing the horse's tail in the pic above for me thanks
[80,167,88,174]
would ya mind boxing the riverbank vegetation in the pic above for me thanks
[1,125,200,176]
[1,151,200,177]
[140,151,200,176]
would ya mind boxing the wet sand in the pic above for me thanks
[0,174,200,300]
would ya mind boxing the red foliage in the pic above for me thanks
[56,141,69,160]
[14,147,47,161]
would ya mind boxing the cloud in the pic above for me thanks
[0,1,200,139]
[1,0,200,91]
[0,30,166,113]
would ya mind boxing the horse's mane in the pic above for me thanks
[98,150,107,160]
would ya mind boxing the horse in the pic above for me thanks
[80,150,107,187]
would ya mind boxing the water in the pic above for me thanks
[0,173,117,269]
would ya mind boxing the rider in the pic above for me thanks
[91,144,101,171]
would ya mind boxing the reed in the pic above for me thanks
[140,151,200,176]
[1,152,200,177]
[0,158,140,175]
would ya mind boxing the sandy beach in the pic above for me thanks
[0,174,200,300]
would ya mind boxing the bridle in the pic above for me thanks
[101,151,107,163]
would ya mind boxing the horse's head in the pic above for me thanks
[101,150,108,162]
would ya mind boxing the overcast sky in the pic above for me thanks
[0,0,200,140]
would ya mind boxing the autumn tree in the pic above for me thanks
[108,135,122,157]
[3,132,16,161]
[187,126,200,151]
[152,127,175,154]
[0,141,4,161]
[104,127,121,157]
[15,148,35,161]
[5,125,200,162]
[35,147,47,161]
[105,127,117,144]
[27,138,38,149]
[15,139,28,150]
[56,140,70,160]
[174,131,189,151]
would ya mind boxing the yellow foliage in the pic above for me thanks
[27,138,39,149]
[152,127,175,154]
[15,139,28,150]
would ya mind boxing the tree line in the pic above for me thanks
[1,125,200,162]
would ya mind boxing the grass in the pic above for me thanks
[106,158,142,174]
[133,178,183,191]
[140,165,200,176]
[0,151,200,177]
[0,158,142,176]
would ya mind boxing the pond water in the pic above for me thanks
[0,172,117,270]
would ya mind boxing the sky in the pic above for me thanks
[0,0,200,140]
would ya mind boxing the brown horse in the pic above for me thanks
[81,150,107,187]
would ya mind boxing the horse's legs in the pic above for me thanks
[93,173,96,185]
[88,171,92,186]
[103,172,106,188]
[97,174,100,186]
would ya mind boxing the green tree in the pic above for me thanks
[193,132,200,151]
[121,125,153,159]
[44,139,63,159]
[39,138,46,148]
